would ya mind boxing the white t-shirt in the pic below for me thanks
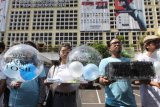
[47,64,79,92]
[137,52,160,107]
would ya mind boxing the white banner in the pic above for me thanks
[80,0,110,31]
[0,0,8,32]
[115,0,146,30]
[18,0,69,8]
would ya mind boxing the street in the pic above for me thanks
[80,84,141,107]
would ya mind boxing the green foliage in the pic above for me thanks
[121,50,132,58]
[116,35,125,43]
[121,46,135,58]
[138,35,146,52]
[89,42,135,58]
[89,42,110,58]
[52,45,59,52]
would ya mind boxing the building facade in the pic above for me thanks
[0,0,160,52]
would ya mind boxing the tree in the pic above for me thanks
[90,42,110,58]
[52,45,59,52]
[138,35,146,52]
[116,35,125,44]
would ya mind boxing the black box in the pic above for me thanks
[105,61,155,80]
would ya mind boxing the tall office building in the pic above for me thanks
[0,0,160,51]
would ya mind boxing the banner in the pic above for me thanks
[17,0,69,8]
[80,0,110,31]
[0,0,8,32]
[115,0,146,30]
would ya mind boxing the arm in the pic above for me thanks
[132,80,160,88]
[7,79,22,89]
[99,59,110,86]
[44,65,56,87]
[99,76,115,86]
[0,79,6,97]
[148,81,160,88]
[37,77,46,107]
[37,69,47,107]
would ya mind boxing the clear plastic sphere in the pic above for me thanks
[68,61,83,78]
[0,44,44,81]
[83,63,99,81]
[67,45,102,66]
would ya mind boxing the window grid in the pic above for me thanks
[155,0,160,5]
[12,0,78,8]
[109,0,114,6]
[55,32,77,47]
[106,32,129,47]
[32,10,54,30]
[156,8,160,26]
[145,8,155,28]
[144,0,152,5]
[31,33,53,52]
[9,11,30,30]
[7,33,28,47]
[110,9,116,29]
[132,32,146,51]
[0,33,5,42]
[56,10,78,29]
[80,32,103,45]
[65,0,78,7]
[6,0,160,51]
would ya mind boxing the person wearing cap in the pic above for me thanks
[134,35,160,107]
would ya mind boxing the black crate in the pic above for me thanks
[105,61,155,80]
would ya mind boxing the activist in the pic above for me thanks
[99,38,136,107]
[6,41,46,107]
[134,35,160,107]
[44,43,81,107]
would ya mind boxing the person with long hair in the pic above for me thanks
[45,43,81,107]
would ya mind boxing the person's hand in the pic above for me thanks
[132,80,151,85]
[79,83,90,89]
[149,81,160,88]
[99,76,115,86]
[132,80,140,85]
[138,79,160,88]
[79,84,87,89]
[11,81,22,89]
[44,79,53,87]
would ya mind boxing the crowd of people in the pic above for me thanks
[0,35,160,107]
